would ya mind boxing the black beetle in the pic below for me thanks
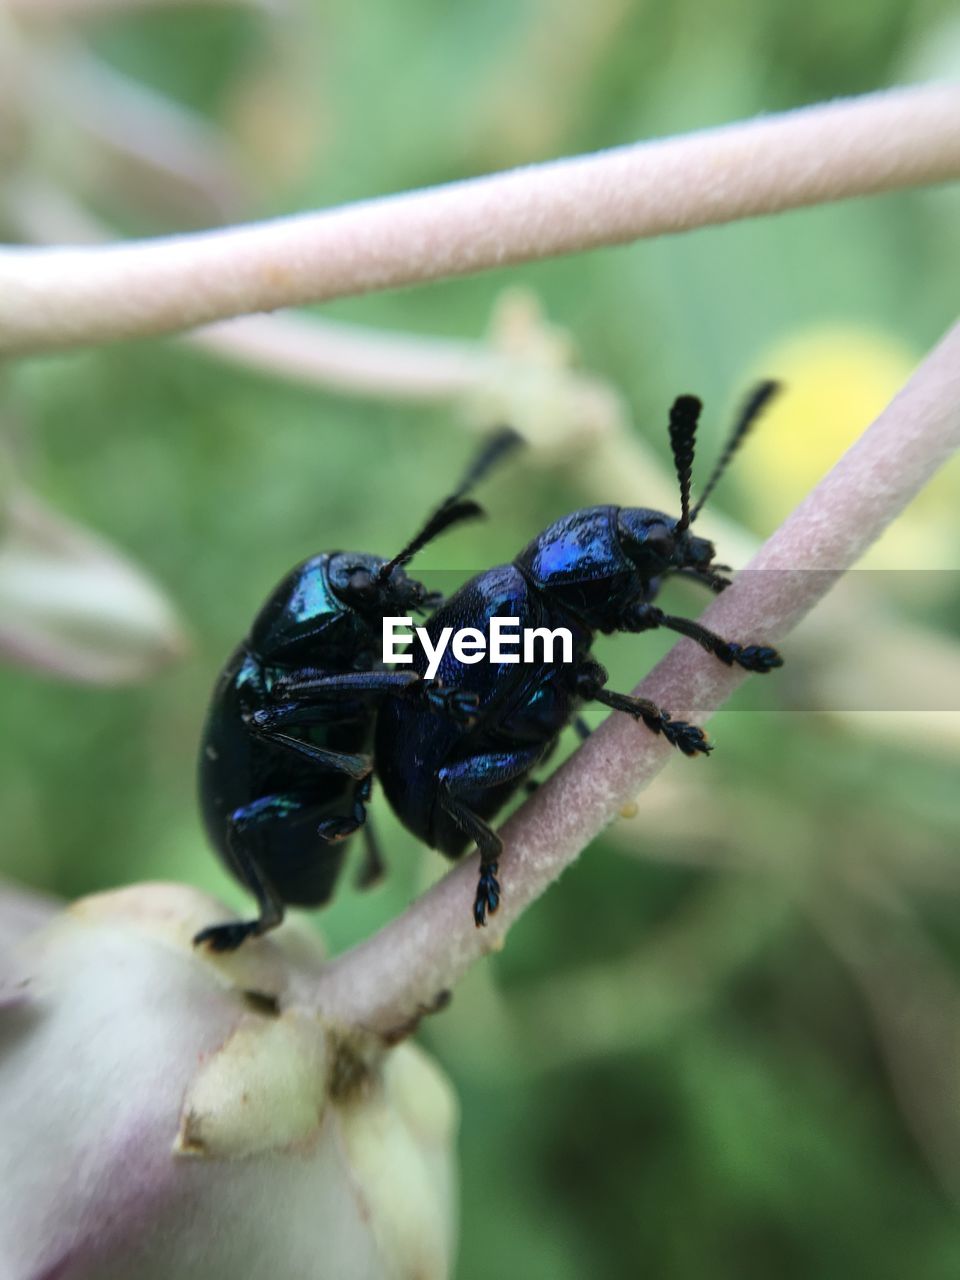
[194,429,520,951]
[375,384,784,926]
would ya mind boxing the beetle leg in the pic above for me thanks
[437,746,546,926]
[269,670,421,702]
[356,816,387,889]
[574,715,592,741]
[655,611,782,672]
[193,802,287,951]
[340,773,389,891]
[672,566,732,593]
[316,772,374,844]
[268,670,480,726]
[248,704,373,778]
[591,687,712,756]
[576,659,711,756]
[419,681,481,728]
[620,604,782,673]
[276,775,383,887]
[293,772,380,885]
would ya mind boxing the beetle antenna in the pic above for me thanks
[377,426,524,581]
[378,499,486,581]
[455,426,524,497]
[689,381,780,523]
[669,395,701,533]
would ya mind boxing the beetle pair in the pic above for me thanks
[195,385,782,949]
[194,430,517,951]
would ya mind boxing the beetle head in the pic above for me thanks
[369,427,523,611]
[616,507,716,582]
[328,552,435,618]
[328,428,523,621]
[639,381,781,592]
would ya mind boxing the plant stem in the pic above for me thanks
[312,318,960,1037]
[1,84,958,355]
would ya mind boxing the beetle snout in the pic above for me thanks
[388,569,429,613]
[682,534,715,568]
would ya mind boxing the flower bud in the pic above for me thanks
[0,882,458,1280]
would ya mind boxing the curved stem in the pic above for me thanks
[313,318,960,1036]
[1,84,958,355]
[191,314,511,402]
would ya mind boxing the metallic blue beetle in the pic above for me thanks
[374,386,784,926]
[194,431,518,951]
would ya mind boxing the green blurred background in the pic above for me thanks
[2,1,960,1276]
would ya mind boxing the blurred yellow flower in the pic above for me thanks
[737,326,960,568]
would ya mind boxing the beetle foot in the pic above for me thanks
[423,682,481,728]
[317,816,359,842]
[717,642,783,673]
[193,920,260,952]
[736,643,783,672]
[646,711,712,757]
[417,589,445,613]
[474,862,501,927]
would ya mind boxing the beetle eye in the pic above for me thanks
[645,530,674,561]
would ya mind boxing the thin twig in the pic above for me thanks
[0,84,958,354]
[192,314,513,402]
[811,892,960,1201]
[311,318,960,1036]
[36,45,250,219]
[0,173,766,560]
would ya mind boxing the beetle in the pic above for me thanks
[374,384,784,927]
[194,429,520,952]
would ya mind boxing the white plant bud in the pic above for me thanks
[0,883,459,1280]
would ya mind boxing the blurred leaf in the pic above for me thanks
[0,485,188,682]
